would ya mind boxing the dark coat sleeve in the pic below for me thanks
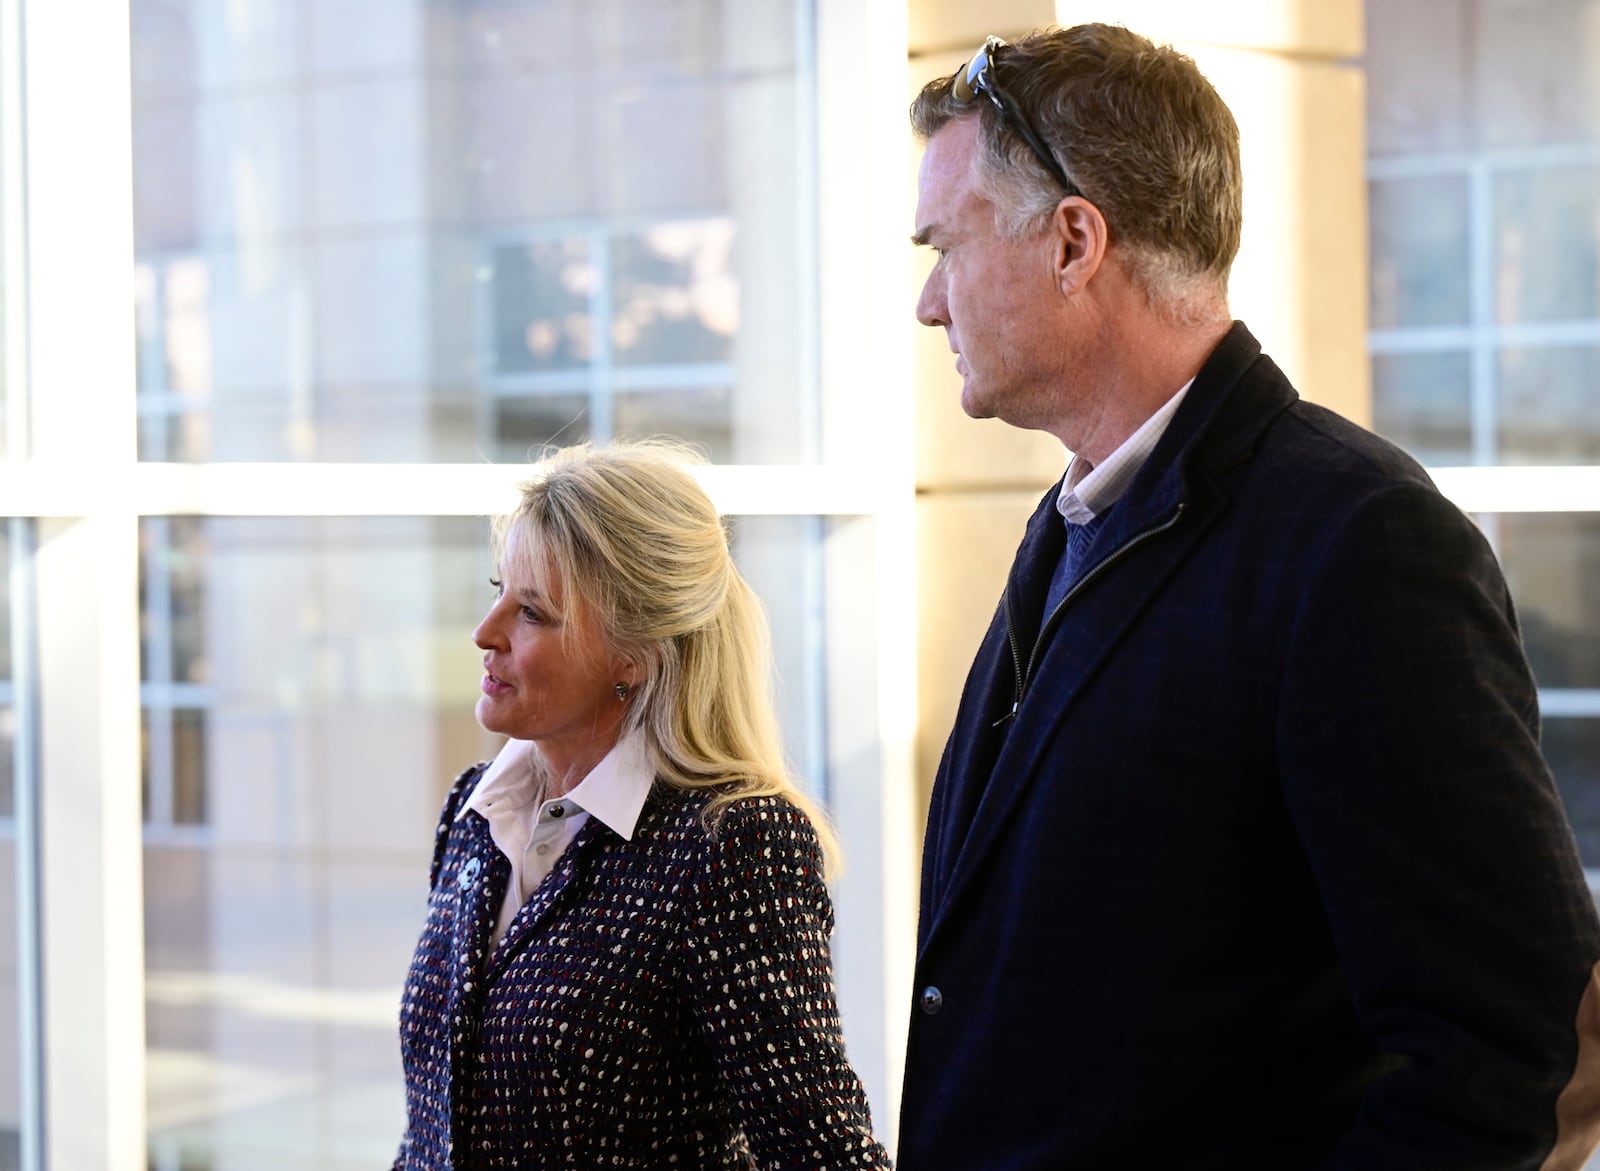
[1278,481,1600,1168]
[682,799,893,1170]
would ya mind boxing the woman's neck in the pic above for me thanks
[533,733,622,800]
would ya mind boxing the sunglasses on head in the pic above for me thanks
[952,35,1079,197]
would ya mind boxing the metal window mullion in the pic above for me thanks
[0,0,43,1163]
[21,1,146,1168]
[813,0,916,1149]
[9,517,43,1171]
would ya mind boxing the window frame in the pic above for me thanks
[0,0,919,1164]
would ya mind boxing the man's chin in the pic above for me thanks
[959,384,997,421]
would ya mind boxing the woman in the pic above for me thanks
[394,441,891,1169]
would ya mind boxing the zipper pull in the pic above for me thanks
[991,700,1019,728]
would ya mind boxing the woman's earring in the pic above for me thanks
[615,682,629,701]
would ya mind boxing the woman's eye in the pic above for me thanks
[489,576,503,596]
[520,606,541,623]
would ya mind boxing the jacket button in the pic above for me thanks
[919,985,944,1015]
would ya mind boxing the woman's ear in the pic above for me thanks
[610,645,651,690]
[1052,195,1108,298]
[612,657,639,690]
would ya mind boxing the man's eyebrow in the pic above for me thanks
[911,225,938,247]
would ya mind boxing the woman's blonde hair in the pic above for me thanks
[493,439,841,875]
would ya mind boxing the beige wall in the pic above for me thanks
[909,0,1370,816]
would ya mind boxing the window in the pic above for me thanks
[116,1,909,1166]
[3,1,915,1164]
[138,513,856,1168]
[1367,0,1600,870]
[128,0,813,465]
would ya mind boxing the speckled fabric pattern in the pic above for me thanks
[394,763,891,1170]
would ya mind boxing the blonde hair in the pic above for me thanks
[493,439,842,875]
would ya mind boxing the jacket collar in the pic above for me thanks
[923,321,1296,955]
[1005,321,1291,647]
[1097,320,1291,542]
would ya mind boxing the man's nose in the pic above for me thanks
[916,268,948,328]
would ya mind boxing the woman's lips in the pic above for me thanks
[481,672,513,696]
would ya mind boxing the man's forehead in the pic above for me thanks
[915,118,986,234]
[919,117,980,185]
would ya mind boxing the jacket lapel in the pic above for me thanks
[917,322,1294,959]
[486,815,613,981]
[444,811,511,1032]
[919,483,1218,955]
[925,493,1064,911]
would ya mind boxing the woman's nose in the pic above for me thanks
[471,605,502,650]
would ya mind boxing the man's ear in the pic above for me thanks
[1052,196,1109,298]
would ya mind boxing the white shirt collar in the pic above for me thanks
[458,731,655,841]
[1058,378,1194,524]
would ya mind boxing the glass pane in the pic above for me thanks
[611,219,737,367]
[141,516,210,687]
[129,0,812,464]
[614,387,732,460]
[728,515,827,790]
[490,394,592,462]
[1499,346,1600,465]
[141,516,499,1170]
[1496,167,1600,325]
[1494,513,1600,690]
[490,238,594,377]
[1368,0,1600,156]
[1365,0,1474,156]
[140,508,837,1167]
[1476,0,1600,150]
[1369,176,1470,330]
[1371,351,1473,465]
[1546,717,1600,868]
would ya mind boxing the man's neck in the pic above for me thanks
[1059,316,1231,464]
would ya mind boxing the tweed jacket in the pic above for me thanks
[395,768,890,1170]
[897,322,1600,1170]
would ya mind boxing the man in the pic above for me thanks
[901,23,1600,1170]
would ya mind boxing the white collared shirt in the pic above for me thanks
[1058,379,1194,523]
[458,732,655,947]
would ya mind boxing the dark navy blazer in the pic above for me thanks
[898,323,1600,1170]
[395,772,890,1170]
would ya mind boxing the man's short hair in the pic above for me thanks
[911,24,1242,324]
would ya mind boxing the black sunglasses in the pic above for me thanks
[952,36,1079,197]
